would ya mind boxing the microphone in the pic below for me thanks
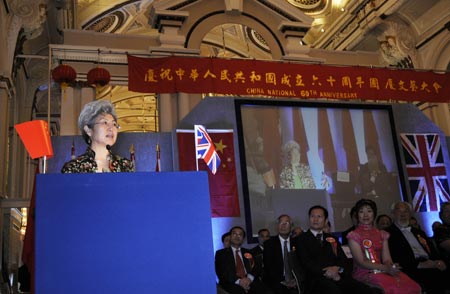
[105,144,112,172]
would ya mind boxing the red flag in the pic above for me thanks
[22,165,38,293]
[318,109,337,173]
[342,110,359,174]
[177,129,240,217]
[15,120,53,159]
[257,108,282,180]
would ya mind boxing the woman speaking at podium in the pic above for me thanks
[61,100,134,173]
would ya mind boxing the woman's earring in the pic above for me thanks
[87,137,92,145]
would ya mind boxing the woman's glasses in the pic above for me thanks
[94,120,120,129]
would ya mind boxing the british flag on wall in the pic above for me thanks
[195,125,221,175]
[400,133,450,212]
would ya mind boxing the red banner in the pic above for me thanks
[128,55,450,102]
[177,129,240,217]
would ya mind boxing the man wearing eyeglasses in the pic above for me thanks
[263,214,299,294]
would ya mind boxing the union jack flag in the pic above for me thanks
[400,133,450,212]
[194,125,221,175]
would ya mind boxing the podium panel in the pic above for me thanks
[36,172,216,294]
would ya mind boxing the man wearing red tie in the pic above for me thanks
[215,226,273,294]
[386,201,449,294]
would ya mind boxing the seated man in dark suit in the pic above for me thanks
[434,202,450,264]
[295,205,379,294]
[251,228,270,278]
[251,228,270,258]
[215,226,273,294]
[263,215,299,294]
[386,201,449,294]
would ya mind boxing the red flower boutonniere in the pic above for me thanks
[326,237,338,256]
[244,252,255,268]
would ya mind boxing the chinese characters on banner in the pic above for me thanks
[177,129,240,217]
[400,133,450,212]
[128,55,450,102]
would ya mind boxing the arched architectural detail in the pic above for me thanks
[185,12,284,59]
[429,34,450,71]
[5,16,23,76]
[9,0,47,39]
[150,0,314,60]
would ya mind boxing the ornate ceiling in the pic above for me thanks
[14,0,450,134]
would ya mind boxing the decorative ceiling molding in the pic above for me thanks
[285,0,326,14]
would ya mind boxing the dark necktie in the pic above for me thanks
[235,249,246,278]
[283,240,292,281]
[316,233,323,245]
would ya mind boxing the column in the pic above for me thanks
[0,89,9,197]
[280,23,319,63]
[178,92,190,121]
[431,103,450,136]
[60,87,95,135]
[159,93,175,132]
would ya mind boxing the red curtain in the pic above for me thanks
[342,109,359,174]
[318,109,337,173]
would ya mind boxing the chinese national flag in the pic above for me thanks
[15,120,53,159]
[177,129,240,217]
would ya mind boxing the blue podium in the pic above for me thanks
[35,172,216,294]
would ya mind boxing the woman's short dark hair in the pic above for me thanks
[78,100,117,144]
[354,198,378,219]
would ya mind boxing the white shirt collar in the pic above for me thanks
[310,229,323,237]
[278,235,290,243]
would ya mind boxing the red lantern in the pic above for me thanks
[87,66,111,87]
[51,64,77,88]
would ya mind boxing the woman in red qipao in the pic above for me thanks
[347,199,421,294]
